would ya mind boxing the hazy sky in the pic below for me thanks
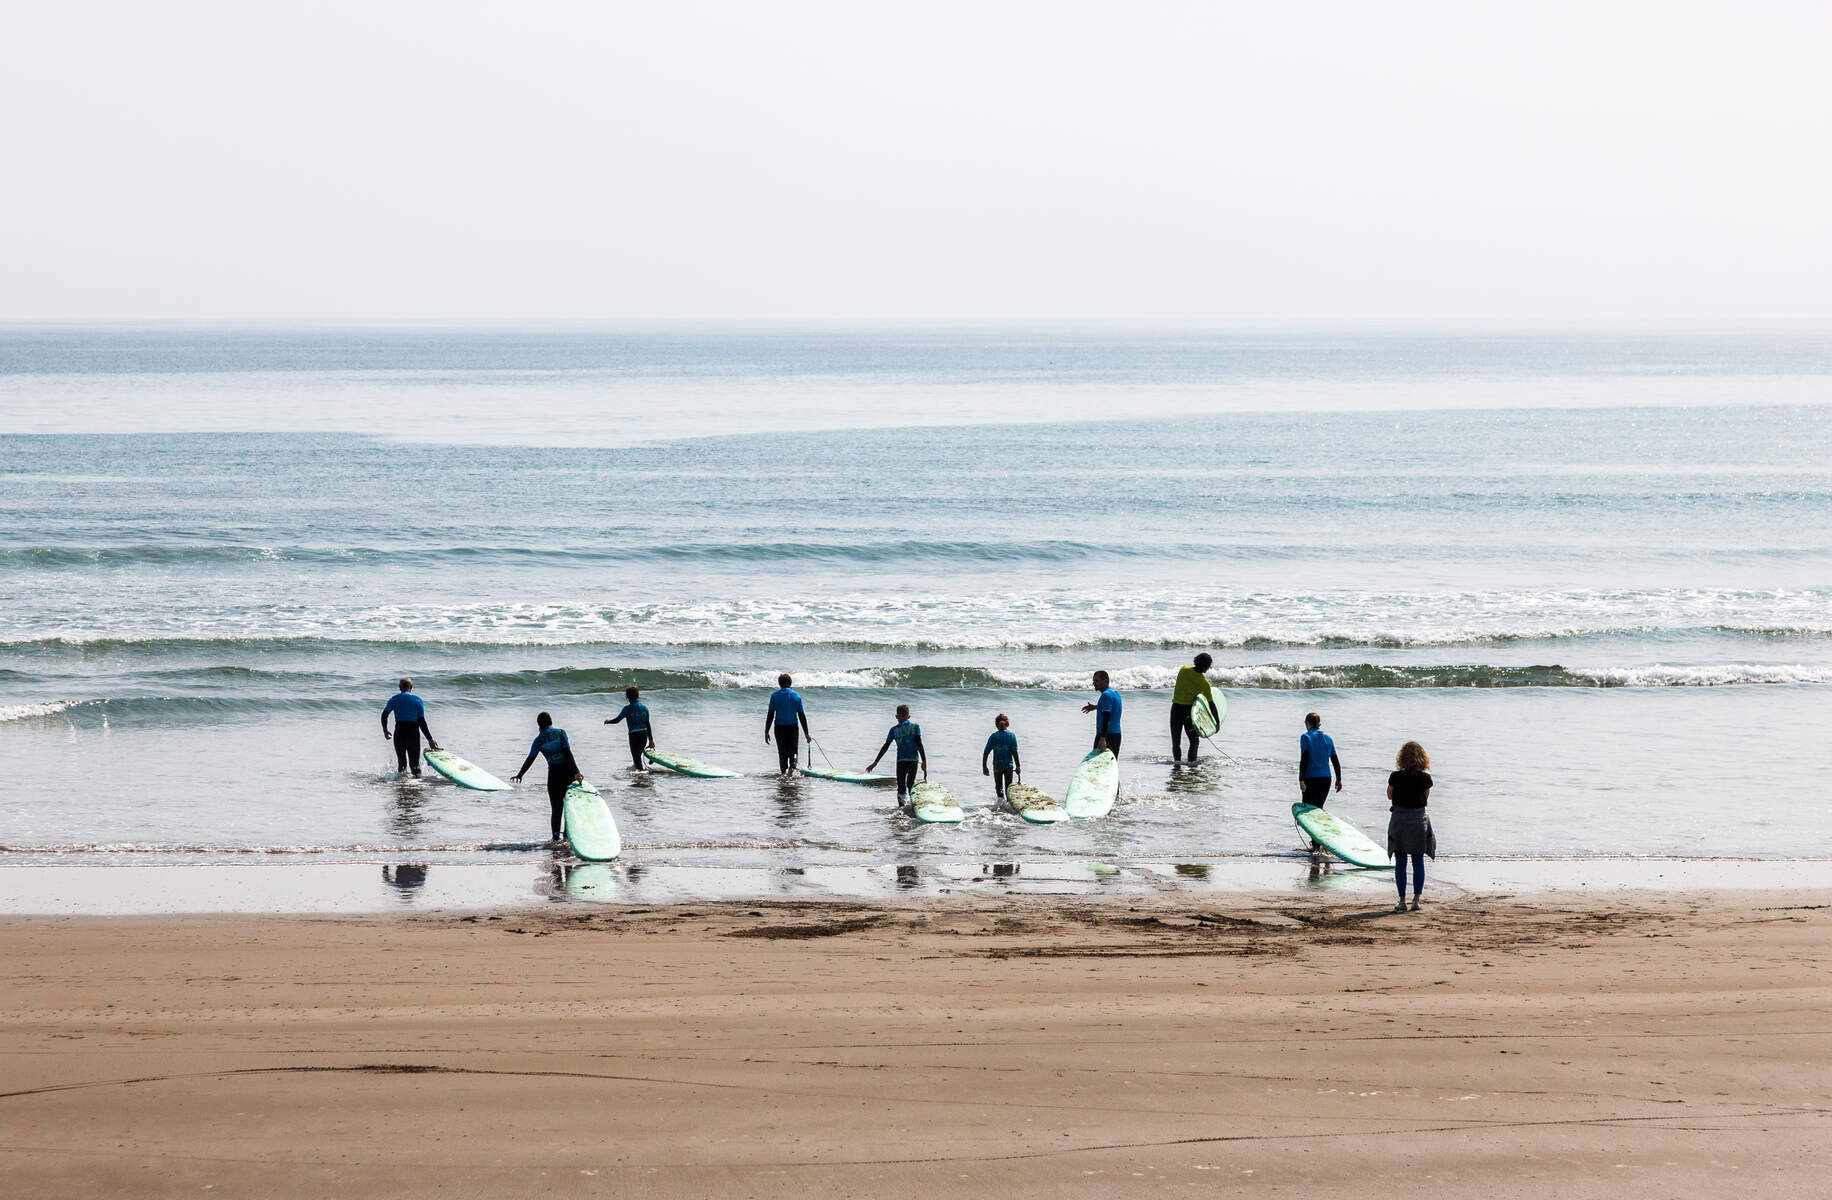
[3,2,1827,322]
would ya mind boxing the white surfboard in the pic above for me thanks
[423,748,512,792]
[799,765,897,785]
[1293,802,1393,869]
[910,781,964,824]
[563,780,621,861]
[644,749,743,778]
[1006,784,1068,824]
[1191,692,1226,739]
[1064,750,1119,819]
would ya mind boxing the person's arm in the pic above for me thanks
[381,699,393,740]
[866,739,892,771]
[982,739,991,776]
[1387,783,1395,801]
[1331,752,1343,791]
[606,707,626,726]
[418,717,439,752]
[1012,746,1021,779]
[512,752,538,782]
[1299,745,1311,781]
[799,710,812,741]
[646,718,656,750]
[763,705,774,742]
[915,735,927,778]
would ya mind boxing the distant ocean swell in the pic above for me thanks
[0,539,1244,569]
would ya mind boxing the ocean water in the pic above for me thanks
[2,327,1830,900]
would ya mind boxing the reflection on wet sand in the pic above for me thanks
[381,863,428,901]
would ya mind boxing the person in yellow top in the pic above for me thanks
[1170,652,1216,762]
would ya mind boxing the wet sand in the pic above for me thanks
[3,891,1829,1197]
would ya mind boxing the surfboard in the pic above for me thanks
[644,749,742,778]
[1006,783,1068,824]
[910,780,964,824]
[1064,750,1119,819]
[423,748,512,792]
[563,780,621,861]
[799,765,897,785]
[1191,691,1226,739]
[1292,802,1393,869]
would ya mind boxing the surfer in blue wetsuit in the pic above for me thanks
[1080,671,1122,756]
[513,712,583,843]
[1298,712,1342,808]
[381,677,440,776]
[981,713,1020,803]
[764,674,811,776]
[605,686,654,772]
[867,704,927,806]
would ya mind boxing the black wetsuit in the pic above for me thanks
[1169,703,1198,763]
[394,720,431,774]
[775,725,800,773]
[521,727,580,841]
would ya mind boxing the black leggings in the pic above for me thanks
[627,729,649,770]
[896,760,918,798]
[546,768,572,841]
[1095,732,1121,757]
[992,768,1013,799]
[395,720,429,774]
[775,725,800,772]
[1169,703,1199,761]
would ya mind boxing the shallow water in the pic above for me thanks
[3,326,1830,898]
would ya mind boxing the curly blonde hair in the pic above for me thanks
[1396,741,1430,771]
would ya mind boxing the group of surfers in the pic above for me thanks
[380,652,1439,910]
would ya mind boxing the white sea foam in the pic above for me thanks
[0,701,74,722]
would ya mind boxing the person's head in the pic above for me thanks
[399,677,412,692]
[1093,670,1109,690]
[536,711,552,730]
[625,686,639,702]
[778,673,792,688]
[1304,712,1321,730]
[895,704,910,720]
[1396,741,1430,772]
[994,713,1009,730]
[1193,653,1212,673]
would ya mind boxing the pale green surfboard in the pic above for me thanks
[563,780,622,861]
[799,765,897,785]
[910,780,964,824]
[423,748,512,792]
[1293,802,1393,869]
[1064,750,1119,819]
[644,749,742,778]
[1006,783,1068,824]
[1191,692,1227,739]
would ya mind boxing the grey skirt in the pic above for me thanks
[1387,807,1436,858]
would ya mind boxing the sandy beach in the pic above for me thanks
[3,890,1828,1197]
